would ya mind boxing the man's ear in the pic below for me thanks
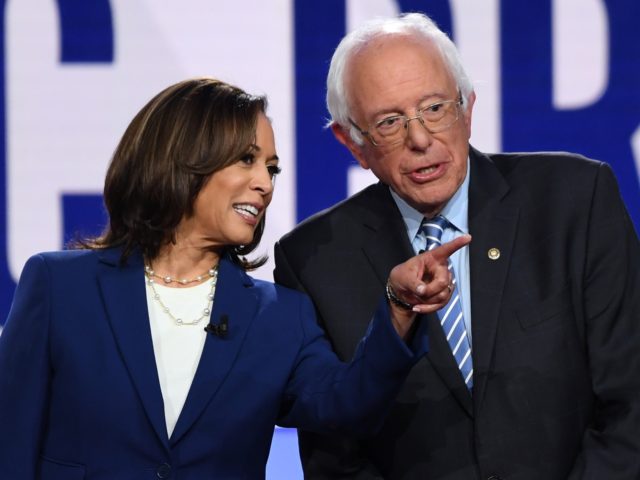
[331,123,370,169]
[462,91,476,139]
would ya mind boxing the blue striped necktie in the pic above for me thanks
[421,215,473,391]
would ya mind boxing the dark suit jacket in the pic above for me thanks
[274,148,640,479]
[0,247,426,480]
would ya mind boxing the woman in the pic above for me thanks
[0,78,467,479]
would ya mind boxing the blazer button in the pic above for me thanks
[156,463,172,478]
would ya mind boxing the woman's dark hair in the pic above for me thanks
[84,77,268,270]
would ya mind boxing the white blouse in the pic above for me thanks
[145,277,211,437]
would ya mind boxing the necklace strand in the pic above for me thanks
[145,264,218,326]
[144,264,217,285]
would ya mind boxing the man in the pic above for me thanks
[274,12,640,480]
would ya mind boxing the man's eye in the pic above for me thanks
[377,116,402,130]
[426,103,443,113]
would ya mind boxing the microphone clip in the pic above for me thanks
[205,315,229,338]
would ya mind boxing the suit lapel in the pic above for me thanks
[170,257,259,445]
[426,314,475,415]
[360,183,416,285]
[97,249,170,451]
[352,173,517,416]
[359,184,474,415]
[468,147,519,411]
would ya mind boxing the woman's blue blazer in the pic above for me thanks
[0,247,426,479]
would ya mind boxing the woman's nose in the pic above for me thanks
[252,164,274,194]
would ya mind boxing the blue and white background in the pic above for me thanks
[1,1,639,477]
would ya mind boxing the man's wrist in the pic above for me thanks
[386,282,413,310]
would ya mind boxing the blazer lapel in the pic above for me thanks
[97,249,170,451]
[360,183,416,285]
[468,147,519,411]
[359,184,474,415]
[170,257,259,445]
[428,315,474,416]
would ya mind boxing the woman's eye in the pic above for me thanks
[268,165,282,177]
[240,153,255,165]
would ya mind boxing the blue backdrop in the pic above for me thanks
[1,1,639,478]
[2,0,638,324]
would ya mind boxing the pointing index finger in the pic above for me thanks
[429,234,472,262]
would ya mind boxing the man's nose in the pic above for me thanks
[404,114,433,148]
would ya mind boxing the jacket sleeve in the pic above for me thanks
[276,290,427,437]
[568,163,640,478]
[274,240,389,478]
[0,255,53,479]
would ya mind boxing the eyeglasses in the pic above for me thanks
[349,94,464,147]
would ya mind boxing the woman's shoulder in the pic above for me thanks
[22,248,109,277]
[250,277,309,304]
[248,277,317,337]
[34,248,94,258]
[28,248,101,264]
[220,258,316,315]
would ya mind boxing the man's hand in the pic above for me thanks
[387,234,472,339]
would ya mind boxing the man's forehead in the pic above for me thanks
[345,35,455,112]
[351,33,437,62]
[348,36,447,83]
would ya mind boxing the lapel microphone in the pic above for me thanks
[205,314,229,338]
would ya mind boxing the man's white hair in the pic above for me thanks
[326,12,474,145]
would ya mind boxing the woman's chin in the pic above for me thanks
[229,234,256,248]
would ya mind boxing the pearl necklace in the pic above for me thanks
[144,264,217,285]
[145,264,218,326]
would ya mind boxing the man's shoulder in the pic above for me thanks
[476,149,607,193]
[486,150,603,176]
[279,182,392,243]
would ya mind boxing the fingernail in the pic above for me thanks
[416,284,426,295]
[412,306,421,313]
